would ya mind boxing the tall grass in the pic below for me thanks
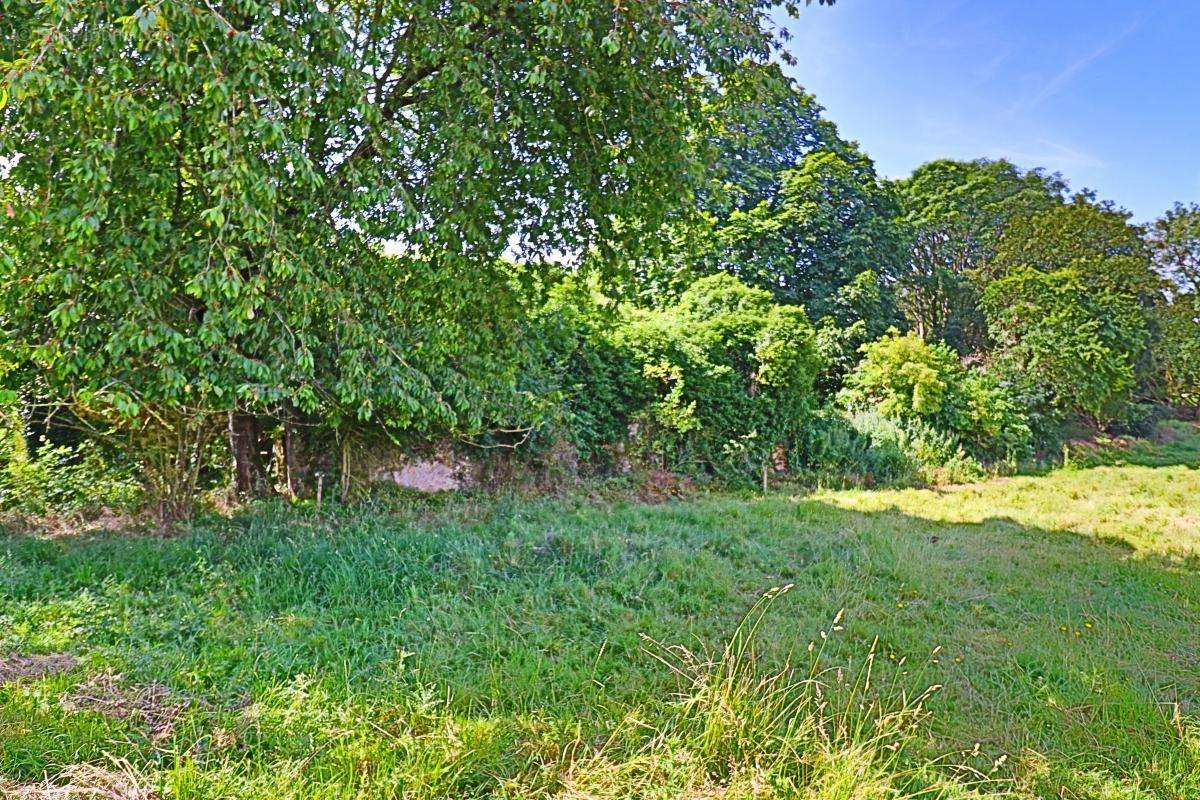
[557,587,987,800]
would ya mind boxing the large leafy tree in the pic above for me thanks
[1,0,830,510]
[894,159,1066,352]
[618,66,844,302]
[717,147,907,310]
[982,268,1149,426]
[984,197,1162,304]
[1153,293,1200,411]
[697,66,841,218]
[713,146,907,383]
[1150,202,1200,294]
[980,197,1162,427]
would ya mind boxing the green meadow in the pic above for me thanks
[3,423,1199,799]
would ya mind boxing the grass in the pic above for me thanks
[1,423,1199,798]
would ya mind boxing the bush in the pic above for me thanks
[539,274,822,481]
[957,370,1034,465]
[839,331,1032,468]
[1106,402,1170,439]
[522,278,643,468]
[1,401,142,516]
[840,330,961,421]
[611,274,822,479]
[797,409,917,486]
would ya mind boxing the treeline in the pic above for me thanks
[1,2,1197,518]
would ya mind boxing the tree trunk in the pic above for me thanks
[340,433,352,503]
[283,416,298,498]
[228,412,267,497]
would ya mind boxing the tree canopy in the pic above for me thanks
[1151,202,1200,295]
[1,0,831,489]
[893,159,1066,351]
[2,1,1198,515]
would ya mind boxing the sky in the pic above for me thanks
[778,0,1200,222]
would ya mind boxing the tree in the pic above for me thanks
[894,159,1066,352]
[1154,294,1200,411]
[982,268,1149,426]
[985,197,1162,305]
[1,0,832,513]
[1150,202,1200,295]
[717,147,907,310]
[697,66,843,218]
[617,66,846,304]
[712,146,907,385]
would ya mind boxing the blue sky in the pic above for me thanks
[779,0,1200,222]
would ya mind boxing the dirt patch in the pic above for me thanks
[0,653,78,685]
[635,469,698,504]
[0,763,155,799]
[59,672,189,740]
[0,509,157,540]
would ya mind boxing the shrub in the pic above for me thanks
[797,409,917,486]
[0,400,142,516]
[957,370,1035,465]
[839,330,1032,468]
[840,330,961,422]
[611,274,822,479]
[522,278,643,467]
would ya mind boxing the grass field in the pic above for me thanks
[2,422,1199,798]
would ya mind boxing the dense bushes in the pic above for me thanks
[542,274,821,481]
[543,290,1043,488]
[0,398,141,515]
[614,275,821,477]
[835,331,1031,478]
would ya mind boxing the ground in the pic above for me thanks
[1,422,1198,799]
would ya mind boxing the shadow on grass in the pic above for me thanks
[1028,421,1200,474]
[2,490,1198,797]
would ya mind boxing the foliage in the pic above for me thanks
[695,146,908,396]
[1154,293,1200,409]
[798,408,988,486]
[614,69,848,306]
[611,274,821,478]
[697,66,841,218]
[796,408,918,485]
[840,330,1032,465]
[983,267,1150,426]
[894,159,1067,352]
[0,401,141,516]
[984,197,1162,305]
[811,268,904,391]
[0,0,832,512]
[0,0,1190,503]
[523,277,645,466]
[842,331,962,420]
[1150,201,1200,294]
[715,147,908,315]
